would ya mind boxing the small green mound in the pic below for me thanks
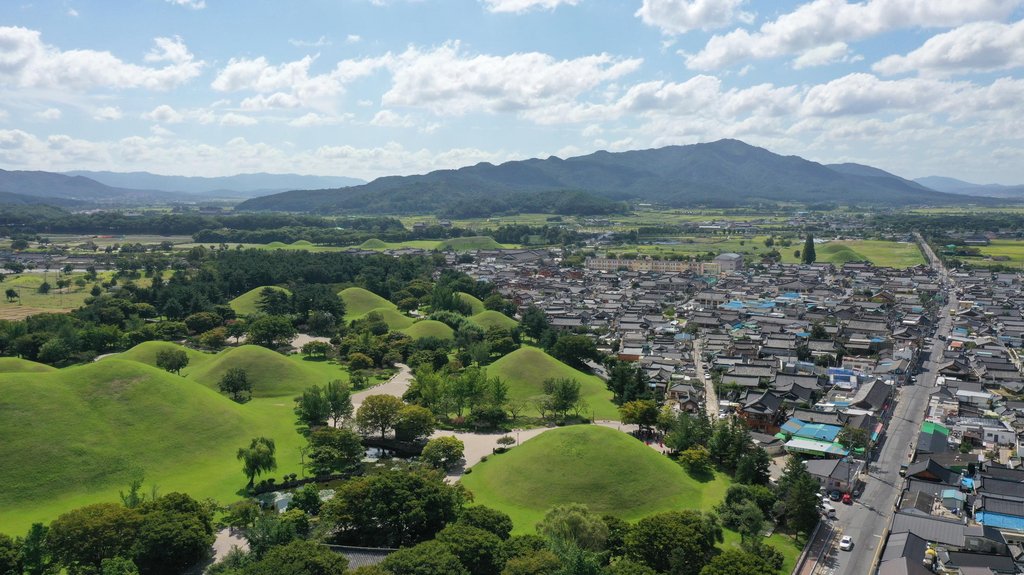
[457,292,486,314]
[469,310,518,331]
[0,357,56,373]
[401,320,455,341]
[0,359,303,534]
[229,286,292,316]
[461,426,717,532]
[440,236,502,251]
[366,308,415,330]
[489,347,618,420]
[358,238,389,250]
[184,345,327,398]
[817,243,864,264]
[113,341,212,369]
[266,241,289,248]
[339,287,396,318]
[291,240,314,247]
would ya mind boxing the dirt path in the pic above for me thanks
[290,333,331,351]
[351,363,413,411]
[209,527,249,565]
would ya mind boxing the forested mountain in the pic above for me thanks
[0,169,187,204]
[237,139,973,216]
[914,176,1024,198]
[65,171,365,198]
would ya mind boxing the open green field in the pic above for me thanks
[461,426,725,530]
[179,236,515,253]
[43,234,194,249]
[457,292,486,314]
[0,359,305,535]
[781,240,925,268]
[618,237,924,268]
[489,347,618,420]
[469,310,518,331]
[228,285,292,315]
[400,319,455,341]
[963,239,1024,267]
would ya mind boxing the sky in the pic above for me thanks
[1,0,1023,184]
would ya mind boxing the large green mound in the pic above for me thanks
[489,347,618,420]
[400,320,454,341]
[441,236,502,251]
[817,243,864,264]
[186,345,328,398]
[114,340,212,368]
[0,359,303,534]
[229,285,292,316]
[457,292,485,314]
[461,426,716,531]
[469,310,518,331]
[358,238,388,249]
[339,286,395,318]
[0,357,56,373]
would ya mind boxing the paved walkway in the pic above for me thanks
[211,527,249,562]
[351,363,413,411]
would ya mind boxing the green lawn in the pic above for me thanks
[460,426,727,532]
[0,357,56,373]
[781,240,925,268]
[0,359,305,535]
[229,285,291,316]
[489,347,618,420]
[616,237,924,268]
[969,239,1024,267]
[458,292,486,314]
[469,310,518,331]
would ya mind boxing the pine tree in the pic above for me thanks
[802,234,816,264]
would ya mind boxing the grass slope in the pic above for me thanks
[358,238,388,249]
[440,236,502,251]
[0,357,56,373]
[400,319,455,341]
[115,340,212,369]
[489,347,618,420]
[229,286,291,316]
[457,292,485,314]
[461,426,724,531]
[339,287,413,329]
[469,310,518,331]
[185,345,333,398]
[0,360,304,534]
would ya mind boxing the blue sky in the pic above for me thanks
[1,0,1023,184]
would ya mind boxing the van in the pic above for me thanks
[822,504,836,519]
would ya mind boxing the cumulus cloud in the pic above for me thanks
[482,0,580,13]
[219,112,258,126]
[685,0,1020,70]
[288,112,350,127]
[35,108,62,121]
[874,19,1024,76]
[145,104,184,124]
[166,0,206,9]
[636,0,752,35]
[792,42,862,69]
[346,34,362,44]
[288,36,332,47]
[93,106,122,121]
[371,110,416,128]
[0,27,203,91]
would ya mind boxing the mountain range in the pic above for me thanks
[913,176,1024,199]
[64,171,365,199]
[236,139,984,216]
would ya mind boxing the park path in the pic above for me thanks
[211,528,249,562]
[350,363,413,411]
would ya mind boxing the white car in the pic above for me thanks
[839,536,854,551]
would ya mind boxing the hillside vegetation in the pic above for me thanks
[339,287,414,329]
[489,347,618,420]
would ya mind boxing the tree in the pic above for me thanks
[421,436,465,470]
[256,287,292,316]
[0,533,20,575]
[550,335,600,369]
[237,437,277,488]
[536,504,608,553]
[324,380,353,426]
[348,352,375,371]
[4,288,17,302]
[225,500,261,529]
[457,506,513,540]
[624,511,722,574]
[801,234,816,264]
[243,540,348,575]
[618,400,659,434]
[501,550,561,575]
[184,312,221,334]
[606,362,649,404]
[321,469,466,547]
[100,557,139,575]
[199,328,228,350]
[307,427,364,477]
[155,349,189,375]
[678,446,713,478]
[19,523,52,575]
[37,282,51,294]
[132,495,214,575]
[735,447,771,485]
[542,378,581,419]
[395,405,436,442]
[436,524,505,575]
[520,306,550,340]
[219,368,252,402]
[295,386,331,429]
[379,541,468,575]
[356,395,405,439]
[698,549,775,575]
[837,427,869,453]
[246,515,298,560]
[776,456,820,537]
[45,503,142,574]
[605,560,658,575]
[301,340,332,359]
[246,315,296,349]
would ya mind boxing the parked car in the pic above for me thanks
[839,536,854,551]
[828,490,842,501]
[842,493,853,505]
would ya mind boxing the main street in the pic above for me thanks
[815,234,956,575]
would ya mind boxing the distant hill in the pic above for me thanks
[0,189,85,208]
[237,139,974,216]
[0,169,181,204]
[914,176,1024,198]
[65,171,365,199]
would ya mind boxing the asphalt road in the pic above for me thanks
[825,236,956,575]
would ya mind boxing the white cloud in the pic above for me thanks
[792,42,862,69]
[0,27,203,91]
[382,42,642,115]
[35,108,62,121]
[288,112,350,127]
[239,92,302,110]
[288,36,332,48]
[636,0,753,35]
[165,0,206,9]
[219,112,258,126]
[67,8,79,17]
[874,19,1024,76]
[482,0,580,14]
[685,0,1020,70]
[0,109,8,121]
[150,124,175,137]
[371,110,416,128]
[346,34,362,44]
[801,73,955,116]
[93,106,122,121]
[145,104,184,124]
